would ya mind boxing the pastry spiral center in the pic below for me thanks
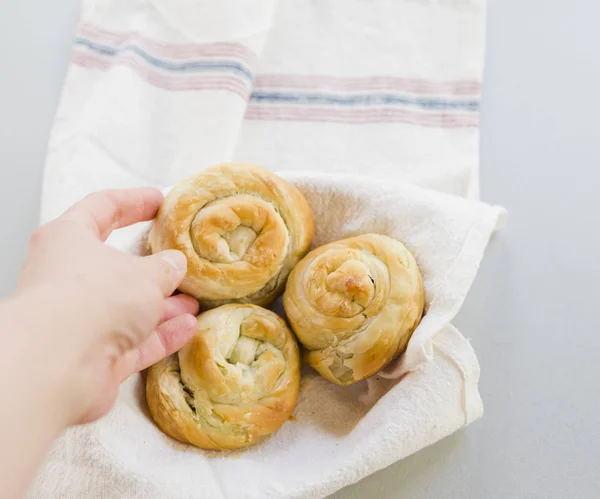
[190,195,288,266]
[309,252,376,318]
[179,309,287,407]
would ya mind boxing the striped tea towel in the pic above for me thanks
[41,0,485,221]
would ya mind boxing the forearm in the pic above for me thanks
[0,293,74,498]
[0,187,190,497]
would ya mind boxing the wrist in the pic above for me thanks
[0,290,81,431]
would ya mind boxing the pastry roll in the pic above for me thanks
[146,304,300,450]
[149,163,314,308]
[283,234,424,385]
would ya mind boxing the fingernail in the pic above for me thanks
[159,250,187,273]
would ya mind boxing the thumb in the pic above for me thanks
[144,250,188,297]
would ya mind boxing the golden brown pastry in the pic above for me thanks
[146,304,300,450]
[283,234,424,386]
[148,163,314,308]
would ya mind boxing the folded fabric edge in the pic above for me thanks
[289,323,484,499]
[400,202,504,373]
[431,323,483,425]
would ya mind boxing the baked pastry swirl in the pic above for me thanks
[146,304,300,450]
[148,163,314,308]
[283,234,424,386]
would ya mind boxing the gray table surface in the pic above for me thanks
[1,1,599,497]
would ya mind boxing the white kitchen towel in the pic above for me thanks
[235,0,485,199]
[41,0,280,222]
[41,0,485,222]
[33,1,501,498]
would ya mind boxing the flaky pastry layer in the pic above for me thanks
[283,234,424,385]
[146,304,300,449]
[149,163,314,308]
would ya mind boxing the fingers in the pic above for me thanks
[120,313,198,380]
[144,250,188,297]
[160,294,199,323]
[63,188,164,240]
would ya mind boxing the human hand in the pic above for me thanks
[15,188,199,426]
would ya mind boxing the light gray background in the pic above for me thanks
[1,1,599,498]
